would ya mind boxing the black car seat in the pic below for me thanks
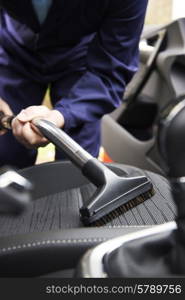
[76,100,185,278]
[0,157,177,277]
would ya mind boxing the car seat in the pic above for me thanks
[77,99,185,277]
[0,160,176,277]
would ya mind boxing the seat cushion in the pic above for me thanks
[0,162,176,237]
[0,161,177,277]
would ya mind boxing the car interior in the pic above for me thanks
[0,17,185,279]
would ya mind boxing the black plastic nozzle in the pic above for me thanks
[80,158,153,225]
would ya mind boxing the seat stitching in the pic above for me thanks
[0,237,107,253]
[0,225,155,253]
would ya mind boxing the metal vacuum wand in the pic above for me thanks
[33,119,92,169]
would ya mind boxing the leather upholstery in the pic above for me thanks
[0,161,176,277]
[0,226,149,277]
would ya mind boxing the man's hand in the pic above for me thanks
[0,98,14,135]
[12,105,65,149]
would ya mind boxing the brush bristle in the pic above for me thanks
[90,188,155,227]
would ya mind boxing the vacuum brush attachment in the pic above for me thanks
[33,119,154,226]
[80,158,153,225]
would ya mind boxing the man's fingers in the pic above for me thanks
[16,106,65,130]
[4,104,13,116]
[16,106,49,122]
[12,119,48,149]
[12,119,31,147]
[22,123,48,146]
[12,118,23,137]
[0,98,13,116]
[10,105,64,148]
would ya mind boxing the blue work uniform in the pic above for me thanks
[0,0,148,168]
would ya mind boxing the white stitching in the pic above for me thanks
[0,225,156,253]
[0,237,107,253]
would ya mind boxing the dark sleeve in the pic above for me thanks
[55,0,148,131]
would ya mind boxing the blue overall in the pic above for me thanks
[0,0,148,168]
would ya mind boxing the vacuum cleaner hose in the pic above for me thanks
[33,119,93,169]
